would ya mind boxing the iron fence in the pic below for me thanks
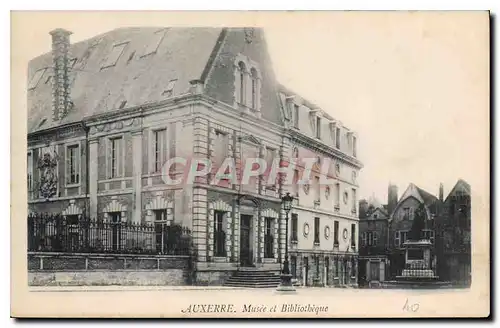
[27,213,192,255]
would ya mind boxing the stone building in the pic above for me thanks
[357,196,390,287]
[387,183,441,278]
[27,27,362,285]
[436,179,471,286]
[278,86,362,287]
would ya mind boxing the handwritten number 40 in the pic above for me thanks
[403,299,420,312]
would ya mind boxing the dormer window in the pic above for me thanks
[162,79,177,97]
[294,104,300,129]
[238,61,246,105]
[353,135,357,157]
[142,29,167,57]
[102,42,128,69]
[28,68,47,90]
[316,116,321,139]
[335,127,341,149]
[251,68,258,110]
[234,55,261,113]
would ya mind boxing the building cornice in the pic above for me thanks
[287,128,363,169]
[28,122,87,144]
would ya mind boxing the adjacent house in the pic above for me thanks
[388,183,441,278]
[436,179,471,286]
[358,197,390,287]
[279,87,363,287]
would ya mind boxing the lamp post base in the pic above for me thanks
[276,273,296,292]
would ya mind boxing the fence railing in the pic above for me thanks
[27,213,192,255]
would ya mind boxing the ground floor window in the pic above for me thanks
[109,212,121,251]
[291,255,297,278]
[264,217,274,258]
[154,210,170,254]
[214,210,226,257]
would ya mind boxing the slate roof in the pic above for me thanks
[391,183,441,218]
[444,179,471,203]
[27,27,224,134]
[277,84,339,125]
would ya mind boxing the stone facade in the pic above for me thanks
[27,27,362,286]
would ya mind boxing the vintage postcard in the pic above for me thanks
[11,11,490,318]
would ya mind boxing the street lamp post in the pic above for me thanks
[276,192,296,292]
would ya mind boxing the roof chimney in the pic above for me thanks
[49,28,73,121]
[387,183,398,215]
[439,183,444,202]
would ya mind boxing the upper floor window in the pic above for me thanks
[66,144,80,185]
[314,176,320,202]
[316,116,321,139]
[109,137,123,178]
[335,183,340,207]
[291,213,298,242]
[395,230,409,247]
[334,220,339,245]
[403,207,410,220]
[335,127,341,149]
[294,104,299,129]
[235,56,261,112]
[353,136,357,157]
[238,61,247,105]
[314,217,320,244]
[27,151,33,192]
[352,188,357,213]
[351,223,356,246]
[154,129,167,172]
[250,68,258,110]
[214,130,229,165]
[362,231,378,246]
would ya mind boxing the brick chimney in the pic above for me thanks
[49,28,73,121]
[439,183,444,202]
[387,183,398,215]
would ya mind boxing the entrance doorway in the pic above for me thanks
[370,261,381,281]
[240,215,253,266]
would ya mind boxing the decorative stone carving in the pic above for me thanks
[325,186,330,199]
[303,183,310,195]
[324,226,331,239]
[62,199,83,217]
[303,223,310,237]
[244,28,255,43]
[37,151,58,199]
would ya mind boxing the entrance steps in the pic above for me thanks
[224,269,281,288]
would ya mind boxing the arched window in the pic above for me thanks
[238,62,246,105]
[250,67,258,109]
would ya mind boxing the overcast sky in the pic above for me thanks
[13,11,489,203]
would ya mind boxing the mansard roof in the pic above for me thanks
[277,83,346,129]
[27,27,224,134]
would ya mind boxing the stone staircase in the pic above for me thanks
[224,269,281,288]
